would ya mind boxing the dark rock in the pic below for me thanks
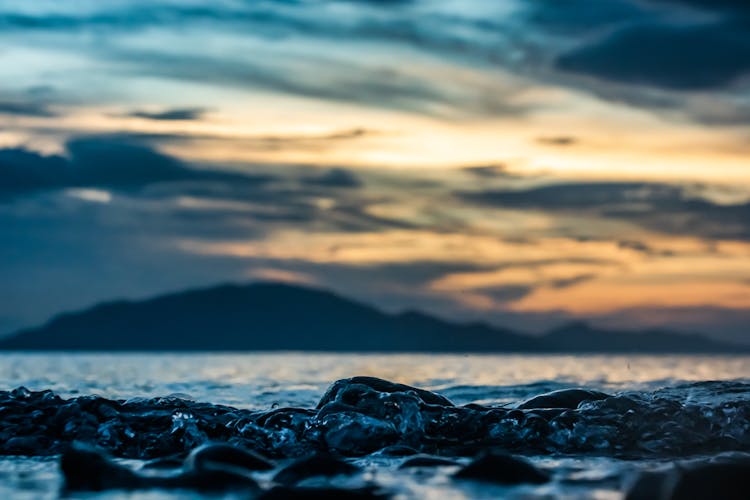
[517,389,610,409]
[626,458,750,500]
[0,379,746,462]
[141,455,185,470]
[315,411,398,456]
[260,485,389,499]
[670,461,750,500]
[317,377,453,409]
[61,443,259,492]
[453,452,550,485]
[157,467,260,492]
[257,407,316,428]
[4,435,48,454]
[624,470,677,500]
[399,455,460,468]
[10,387,31,400]
[185,442,275,472]
[274,454,361,484]
[61,444,143,491]
[375,445,419,457]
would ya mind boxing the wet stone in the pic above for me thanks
[518,388,610,410]
[61,443,260,493]
[0,379,747,460]
[273,453,361,484]
[4,436,48,454]
[315,411,399,456]
[375,445,420,457]
[453,451,550,485]
[259,485,390,499]
[399,454,460,468]
[185,442,275,472]
[669,460,750,500]
[317,376,453,409]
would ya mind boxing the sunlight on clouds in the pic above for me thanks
[65,188,112,204]
[512,280,750,314]
[3,0,750,338]
[178,231,750,315]
[245,268,317,286]
[177,231,626,266]
[429,262,615,291]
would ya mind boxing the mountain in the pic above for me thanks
[0,282,745,352]
[541,321,744,353]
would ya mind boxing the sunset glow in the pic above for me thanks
[1,0,749,343]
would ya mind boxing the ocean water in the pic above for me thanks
[1,353,749,499]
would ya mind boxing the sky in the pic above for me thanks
[1,0,750,343]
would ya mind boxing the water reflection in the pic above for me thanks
[0,353,747,409]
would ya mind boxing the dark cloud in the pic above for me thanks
[126,107,208,121]
[301,168,362,188]
[0,3,538,119]
[459,181,750,240]
[537,136,577,146]
[67,137,198,187]
[0,100,57,117]
[462,182,676,209]
[617,240,676,257]
[321,200,419,232]
[547,273,597,289]
[236,128,372,152]
[526,0,647,34]
[62,128,373,153]
[462,165,512,178]
[476,285,534,303]
[3,0,748,124]
[645,0,750,13]
[0,132,423,238]
[113,50,472,118]
[557,21,750,90]
[0,136,272,200]
[0,149,70,197]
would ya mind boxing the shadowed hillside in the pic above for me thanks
[0,283,745,353]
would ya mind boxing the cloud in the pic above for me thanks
[556,21,750,90]
[459,181,750,240]
[234,128,373,152]
[0,100,57,117]
[617,240,675,257]
[477,285,535,303]
[0,148,70,197]
[0,131,423,241]
[645,0,750,13]
[61,128,374,154]
[461,182,676,209]
[126,107,208,121]
[547,273,597,289]
[301,168,362,188]
[537,136,577,146]
[0,136,273,200]
[0,2,539,119]
[516,0,750,124]
[114,50,485,118]
[4,0,749,127]
[462,164,513,178]
[525,0,647,34]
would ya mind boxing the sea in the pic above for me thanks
[0,352,749,499]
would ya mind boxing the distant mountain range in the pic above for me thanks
[0,282,745,353]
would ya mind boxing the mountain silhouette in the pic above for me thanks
[0,282,744,353]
